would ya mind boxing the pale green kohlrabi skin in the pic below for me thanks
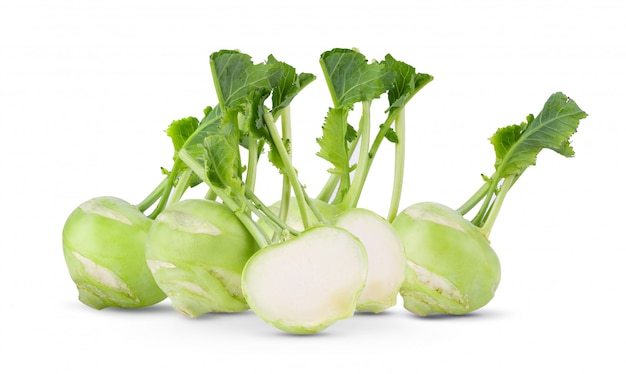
[145,199,257,317]
[334,208,406,313]
[242,226,368,334]
[62,196,166,309]
[392,202,501,316]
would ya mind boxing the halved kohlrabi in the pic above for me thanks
[334,208,406,313]
[242,226,368,334]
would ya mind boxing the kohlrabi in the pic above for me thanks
[315,48,432,313]
[392,92,587,316]
[61,46,590,336]
[167,50,368,333]
[140,50,314,318]
[333,208,405,313]
[62,196,166,309]
[242,225,367,334]
[145,199,257,317]
[60,109,223,310]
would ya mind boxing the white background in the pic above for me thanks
[1,0,625,372]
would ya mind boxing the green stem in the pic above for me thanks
[205,189,218,201]
[317,175,339,203]
[168,168,192,205]
[369,108,400,168]
[148,160,181,219]
[135,176,169,213]
[278,106,292,223]
[471,174,500,227]
[210,61,226,113]
[245,136,259,192]
[456,180,491,216]
[478,176,516,239]
[303,193,328,224]
[340,101,372,210]
[387,108,405,222]
[263,112,311,229]
[245,187,299,237]
[338,104,401,210]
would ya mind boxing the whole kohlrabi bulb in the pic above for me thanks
[145,199,257,317]
[62,196,166,309]
[392,202,501,316]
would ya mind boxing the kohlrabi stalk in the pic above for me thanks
[134,106,223,219]
[144,51,367,331]
[316,48,395,207]
[198,50,369,334]
[393,92,588,316]
[387,108,405,222]
[315,49,432,313]
[278,106,292,223]
[460,92,588,237]
[263,112,311,229]
[143,50,286,317]
[178,125,366,333]
[316,50,432,212]
[62,106,224,311]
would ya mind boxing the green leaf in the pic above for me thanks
[320,48,395,108]
[267,55,316,114]
[384,126,399,143]
[210,50,276,111]
[203,122,244,195]
[345,123,358,143]
[181,105,222,160]
[166,116,199,153]
[490,92,588,178]
[243,87,272,142]
[316,107,352,178]
[267,138,290,172]
[383,54,433,111]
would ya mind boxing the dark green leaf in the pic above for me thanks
[384,126,399,143]
[267,138,290,172]
[181,105,222,160]
[383,54,433,111]
[203,122,244,195]
[267,55,316,114]
[210,50,276,111]
[490,92,588,178]
[345,123,358,143]
[320,48,395,108]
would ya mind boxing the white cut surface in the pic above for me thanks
[244,227,367,327]
[334,209,406,308]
